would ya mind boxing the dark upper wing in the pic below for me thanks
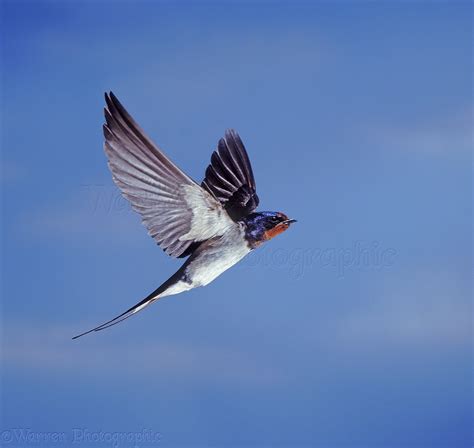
[103,92,234,257]
[201,129,259,221]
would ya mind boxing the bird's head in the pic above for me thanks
[244,211,297,247]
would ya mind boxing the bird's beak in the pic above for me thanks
[283,218,297,225]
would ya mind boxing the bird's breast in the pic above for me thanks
[185,227,251,288]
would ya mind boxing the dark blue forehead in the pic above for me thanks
[244,211,288,226]
[258,211,280,217]
[245,211,280,223]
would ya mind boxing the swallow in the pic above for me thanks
[73,92,296,339]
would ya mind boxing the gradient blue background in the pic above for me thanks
[1,1,472,447]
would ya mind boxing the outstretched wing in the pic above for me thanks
[201,129,259,221]
[103,92,233,257]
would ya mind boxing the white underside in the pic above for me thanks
[160,224,251,298]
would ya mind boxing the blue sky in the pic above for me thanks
[1,1,472,447]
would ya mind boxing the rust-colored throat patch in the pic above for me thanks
[263,221,291,241]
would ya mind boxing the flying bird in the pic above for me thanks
[73,92,296,339]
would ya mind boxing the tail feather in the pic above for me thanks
[72,295,158,339]
[72,268,186,339]
[72,289,161,339]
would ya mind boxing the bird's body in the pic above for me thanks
[73,93,296,339]
[162,223,251,299]
[185,225,251,288]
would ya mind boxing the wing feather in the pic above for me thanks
[103,92,233,257]
[201,129,259,221]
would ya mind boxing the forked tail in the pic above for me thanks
[72,268,185,339]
